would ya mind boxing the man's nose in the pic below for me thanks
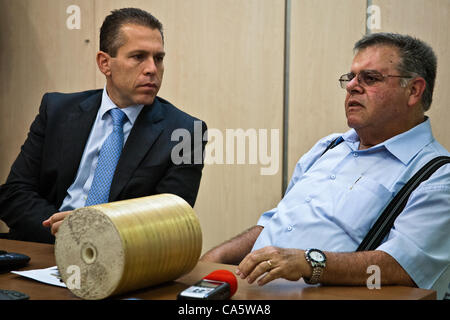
[346,75,363,94]
[143,57,157,75]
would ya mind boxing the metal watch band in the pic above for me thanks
[304,267,323,284]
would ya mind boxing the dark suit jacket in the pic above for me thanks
[0,89,207,243]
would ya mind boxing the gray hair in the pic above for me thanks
[354,32,437,111]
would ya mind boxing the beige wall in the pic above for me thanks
[287,0,366,178]
[1,0,449,249]
[0,0,96,181]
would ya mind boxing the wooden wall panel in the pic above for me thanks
[0,0,96,182]
[372,0,450,150]
[287,0,367,181]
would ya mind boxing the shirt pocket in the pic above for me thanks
[334,176,394,242]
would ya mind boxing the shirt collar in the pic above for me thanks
[342,117,435,165]
[99,86,144,125]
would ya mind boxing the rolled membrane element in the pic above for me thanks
[55,194,202,300]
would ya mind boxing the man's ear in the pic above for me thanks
[407,77,426,108]
[96,51,112,76]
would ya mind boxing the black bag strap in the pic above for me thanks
[320,136,344,156]
[320,138,450,252]
[357,156,450,251]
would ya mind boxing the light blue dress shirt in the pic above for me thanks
[59,87,144,211]
[253,118,450,297]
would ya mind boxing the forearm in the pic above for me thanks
[237,247,416,288]
[320,250,416,287]
[0,134,57,242]
[0,183,57,222]
[0,182,57,243]
[0,94,56,239]
[200,225,263,265]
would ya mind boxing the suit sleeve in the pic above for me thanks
[0,93,56,243]
[154,120,207,207]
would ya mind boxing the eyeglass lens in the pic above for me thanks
[339,71,384,88]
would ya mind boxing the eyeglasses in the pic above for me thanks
[338,70,414,89]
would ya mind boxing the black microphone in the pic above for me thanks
[177,269,238,300]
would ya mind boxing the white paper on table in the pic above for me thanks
[11,266,67,288]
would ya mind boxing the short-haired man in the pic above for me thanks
[0,8,206,243]
[201,33,449,299]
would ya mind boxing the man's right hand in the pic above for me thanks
[42,211,72,236]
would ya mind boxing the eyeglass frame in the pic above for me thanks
[338,70,415,89]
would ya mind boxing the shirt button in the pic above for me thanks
[287,226,293,231]
[353,152,358,157]
[330,174,336,180]
[305,197,311,203]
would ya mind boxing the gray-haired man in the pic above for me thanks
[202,33,450,299]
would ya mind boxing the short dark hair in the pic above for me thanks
[354,32,437,111]
[100,8,164,57]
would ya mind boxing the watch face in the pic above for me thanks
[309,250,325,262]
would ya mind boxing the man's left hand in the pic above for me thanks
[236,246,309,286]
[42,211,72,236]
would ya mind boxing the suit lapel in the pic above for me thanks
[57,91,102,204]
[109,98,165,201]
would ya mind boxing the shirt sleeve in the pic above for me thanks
[376,164,450,296]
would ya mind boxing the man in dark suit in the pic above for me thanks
[0,8,206,243]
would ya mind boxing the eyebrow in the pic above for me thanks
[349,69,382,74]
[128,50,166,57]
[361,69,381,73]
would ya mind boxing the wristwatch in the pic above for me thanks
[304,248,327,285]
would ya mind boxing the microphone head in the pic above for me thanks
[203,269,238,297]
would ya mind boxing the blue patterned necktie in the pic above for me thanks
[85,108,127,206]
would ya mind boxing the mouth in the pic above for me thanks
[138,83,158,89]
[347,100,364,109]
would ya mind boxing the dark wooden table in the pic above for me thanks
[0,239,436,300]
